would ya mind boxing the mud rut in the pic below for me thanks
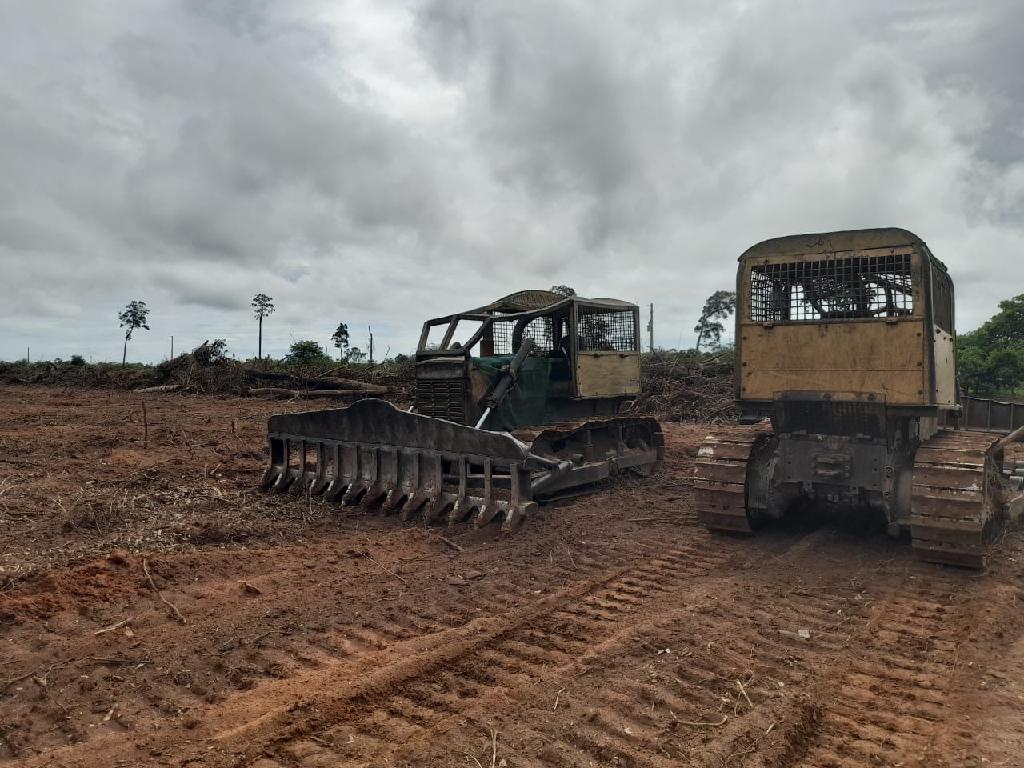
[2,388,1023,768]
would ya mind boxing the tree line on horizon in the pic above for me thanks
[109,287,738,368]
[14,289,1024,398]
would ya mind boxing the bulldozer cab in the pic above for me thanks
[414,290,642,430]
[735,228,957,418]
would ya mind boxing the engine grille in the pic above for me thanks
[775,400,886,437]
[414,379,467,424]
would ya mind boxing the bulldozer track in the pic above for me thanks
[910,429,1005,568]
[692,424,768,534]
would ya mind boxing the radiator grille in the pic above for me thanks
[414,379,467,424]
[775,400,885,437]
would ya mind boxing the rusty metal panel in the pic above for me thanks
[267,399,530,461]
[739,319,928,404]
[933,329,957,406]
[575,352,641,398]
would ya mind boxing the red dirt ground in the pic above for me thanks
[2,385,1023,767]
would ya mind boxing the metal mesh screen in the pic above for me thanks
[522,317,554,352]
[491,320,515,355]
[577,308,637,351]
[749,254,914,322]
[490,318,554,354]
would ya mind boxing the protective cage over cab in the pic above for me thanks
[735,227,956,419]
[414,290,643,431]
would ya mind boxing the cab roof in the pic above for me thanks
[466,290,636,316]
[741,227,928,259]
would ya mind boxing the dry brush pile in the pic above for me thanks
[631,350,737,423]
[1,347,733,421]
[0,343,416,402]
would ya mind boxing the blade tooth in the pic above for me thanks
[448,496,482,528]
[260,467,282,491]
[424,493,455,523]
[501,501,536,533]
[309,441,332,495]
[473,501,504,529]
[287,440,310,495]
[361,481,389,510]
[400,490,429,521]
[287,471,311,496]
[342,480,368,506]
[270,471,294,494]
[381,487,407,513]
[266,437,294,493]
[324,480,349,503]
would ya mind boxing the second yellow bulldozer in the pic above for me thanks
[695,228,1023,568]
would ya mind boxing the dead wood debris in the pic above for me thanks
[142,558,187,625]
[1,348,735,423]
[630,351,737,423]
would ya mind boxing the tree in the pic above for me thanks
[118,300,150,364]
[959,337,1024,395]
[285,340,331,367]
[550,285,576,297]
[331,322,350,361]
[251,293,275,360]
[957,295,1024,395]
[977,294,1024,348]
[346,346,367,363]
[694,290,736,351]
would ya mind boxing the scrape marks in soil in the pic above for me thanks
[377,567,870,768]
[217,540,733,767]
[788,581,966,768]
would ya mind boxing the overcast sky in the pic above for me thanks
[1,0,1022,363]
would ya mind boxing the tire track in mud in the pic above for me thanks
[9,530,688,767]
[213,533,865,768]
[459,555,970,768]
[786,578,965,768]
[214,536,659,688]
[206,537,735,767]
[278,538,971,768]
[473,575,867,768]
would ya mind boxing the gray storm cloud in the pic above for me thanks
[0,0,1021,361]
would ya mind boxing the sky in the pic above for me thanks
[0,0,1022,363]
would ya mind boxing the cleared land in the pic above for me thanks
[1,385,1023,767]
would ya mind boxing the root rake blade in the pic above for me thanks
[261,399,536,531]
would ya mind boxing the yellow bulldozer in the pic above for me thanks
[695,228,1023,567]
[261,290,663,530]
